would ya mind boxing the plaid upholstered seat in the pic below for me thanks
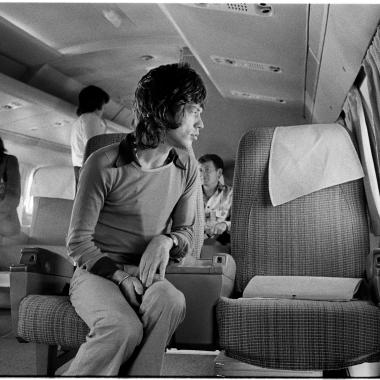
[18,295,88,347]
[216,127,380,371]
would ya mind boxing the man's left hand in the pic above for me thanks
[209,221,228,236]
[139,235,173,288]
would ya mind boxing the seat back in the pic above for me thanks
[28,197,73,245]
[83,133,128,164]
[231,127,369,293]
[83,133,204,258]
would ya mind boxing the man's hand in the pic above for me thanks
[139,235,173,288]
[207,221,228,237]
[111,270,144,308]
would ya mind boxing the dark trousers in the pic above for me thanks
[74,166,81,192]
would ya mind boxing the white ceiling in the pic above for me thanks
[161,3,307,107]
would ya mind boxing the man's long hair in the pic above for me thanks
[133,63,206,150]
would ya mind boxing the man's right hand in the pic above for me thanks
[111,270,144,308]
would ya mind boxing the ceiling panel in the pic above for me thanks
[0,4,136,50]
[0,3,183,51]
[161,3,308,106]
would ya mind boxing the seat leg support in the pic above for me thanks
[34,344,57,376]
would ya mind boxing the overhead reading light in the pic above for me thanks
[0,100,26,111]
[53,120,71,127]
[102,8,123,28]
[139,55,154,61]
[231,90,286,104]
[186,3,273,17]
[211,55,281,73]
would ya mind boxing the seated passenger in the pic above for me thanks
[0,137,21,240]
[70,85,110,188]
[198,154,232,246]
[64,63,207,376]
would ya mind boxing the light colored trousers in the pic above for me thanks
[63,267,186,376]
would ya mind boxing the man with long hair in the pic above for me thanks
[64,63,206,376]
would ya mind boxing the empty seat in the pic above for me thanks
[216,125,380,375]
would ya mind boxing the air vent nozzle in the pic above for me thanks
[0,100,27,111]
[189,3,273,17]
[211,55,281,73]
[231,90,286,104]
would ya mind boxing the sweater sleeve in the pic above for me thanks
[169,156,199,260]
[66,150,117,276]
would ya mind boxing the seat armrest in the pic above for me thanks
[166,254,236,349]
[167,253,236,281]
[10,247,74,338]
[10,246,74,277]
[366,248,380,304]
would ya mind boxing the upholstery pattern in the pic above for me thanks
[83,132,128,164]
[217,297,380,370]
[231,128,369,294]
[18,295,88,347]
[217,126,376,371]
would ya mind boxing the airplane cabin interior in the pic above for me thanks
[0,3,379,377]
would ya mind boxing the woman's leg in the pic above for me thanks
[0,212,20,236]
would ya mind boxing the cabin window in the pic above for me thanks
[22,167,37,225]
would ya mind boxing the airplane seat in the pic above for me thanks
[0,233,28,270]
[0,195,74,308]
[10,132,236,375]
[28,196,73,246]
[215,124,380,377]
[83,132,128,165]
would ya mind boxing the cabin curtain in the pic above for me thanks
[343,87,380,235]
[362,25,380,187]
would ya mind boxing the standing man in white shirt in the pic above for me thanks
[71,85,110,188]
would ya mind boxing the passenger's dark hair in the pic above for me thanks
[198,154,224,171]
[133,63,207,150]
[0,137,6,161]
[76,85,110,116]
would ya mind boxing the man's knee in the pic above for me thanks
[96,312,144,348]
[149,281,186,314]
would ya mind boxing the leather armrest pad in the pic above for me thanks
[11,246,74,277]
[166,253,236,281]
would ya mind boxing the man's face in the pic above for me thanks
[199,160,221,188]
[166,103,204,149]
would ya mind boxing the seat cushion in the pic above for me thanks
[18,295,88,347]
[217,297,380,370]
